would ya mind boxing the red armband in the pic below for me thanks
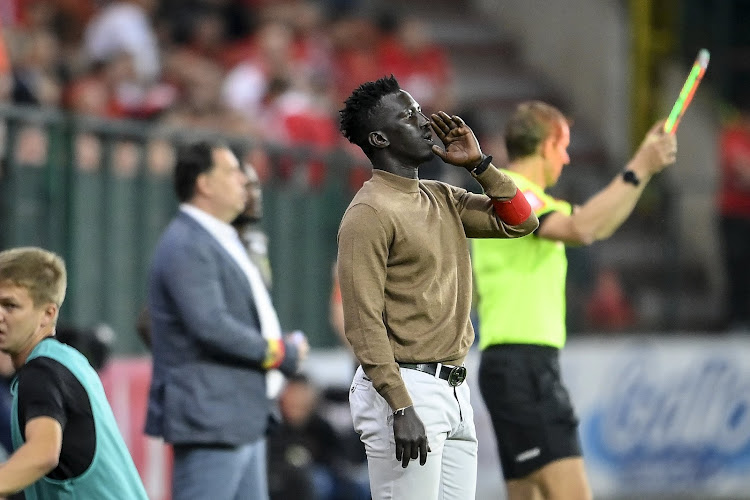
[491,189,532,225]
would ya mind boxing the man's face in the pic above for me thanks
[542,120,571,187]
[280,381,317,427]
[0,283,54,356]
[371,90,435,164]
[241,164,262,222]
[201,148,247,222]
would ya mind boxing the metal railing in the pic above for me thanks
[0,104,366,353]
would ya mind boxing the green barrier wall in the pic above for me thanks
[0,105,360,353]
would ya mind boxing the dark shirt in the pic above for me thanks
[16,357,95,479]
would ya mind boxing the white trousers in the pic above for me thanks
[349,365,478,500]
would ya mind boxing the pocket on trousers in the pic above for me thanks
[349,378,389,454]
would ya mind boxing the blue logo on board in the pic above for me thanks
[583,357,750,489]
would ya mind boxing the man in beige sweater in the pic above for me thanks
[337,75,538,500]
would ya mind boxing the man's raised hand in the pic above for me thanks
[430,111,483,170]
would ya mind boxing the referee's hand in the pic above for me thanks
[393,406,431,467]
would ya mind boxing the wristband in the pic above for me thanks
[622,170,640,186]
[491,188,533,225]
[261,338,286,370]
[393,406,411,416]
[470,155,493,176]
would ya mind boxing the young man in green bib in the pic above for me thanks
[0,247,148,499]
[472,101,678,500]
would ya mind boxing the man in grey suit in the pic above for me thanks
[145,141,309,500]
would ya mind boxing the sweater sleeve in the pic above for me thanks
[448,166,538,238]
[337,203,412,411]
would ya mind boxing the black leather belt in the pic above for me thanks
[399,362,467,387]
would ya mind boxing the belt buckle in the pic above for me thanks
[447,366,467,387]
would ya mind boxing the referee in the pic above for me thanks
[472,102,677,500]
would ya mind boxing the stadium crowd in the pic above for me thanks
[0,0,453,158]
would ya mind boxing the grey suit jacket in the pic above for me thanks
[145,211,298,445]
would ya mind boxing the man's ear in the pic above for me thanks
[40,303,58,329]
[368,131,389,149]
[195,171,210,196]
[539,136,554,159]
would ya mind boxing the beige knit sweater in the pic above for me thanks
[337,166,536,410]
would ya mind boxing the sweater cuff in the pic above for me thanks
[473,164,518,199]
[380,384,413,412]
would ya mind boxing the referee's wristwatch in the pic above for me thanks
[622,169,640,187]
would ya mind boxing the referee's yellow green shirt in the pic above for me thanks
[472,170,572,350]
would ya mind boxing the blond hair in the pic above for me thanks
[0,247,67,312]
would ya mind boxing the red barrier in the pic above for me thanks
[99,358,172,500]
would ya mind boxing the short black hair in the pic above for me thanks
[173,140,224,202]
[339,75,401,157]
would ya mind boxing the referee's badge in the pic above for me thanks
[522,190,544,211]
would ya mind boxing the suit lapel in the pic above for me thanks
[176,212,255,299]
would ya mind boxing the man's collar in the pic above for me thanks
[371,169,420,193]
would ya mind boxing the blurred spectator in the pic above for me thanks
[50,0,96,41]
[268,374,369,500]
[65,53,134,118]
[718,104,750,331]
[222,20,297,122]
[2,0,93,31]
[329,15,383,106]
[261,1,334,81]
[2,0,55,29]
[0,27,12,102]
[177,5,228,62]
[66,49,175,119]
[260,75,339,149]
[84,0,160,84]
[11,29,61,106]
[253,3,339,149]
[161,54,249,135]
[584,267,636,331]
[377,15,455,114]
[234,162,273,288]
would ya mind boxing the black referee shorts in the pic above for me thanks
[478,343,581,480]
